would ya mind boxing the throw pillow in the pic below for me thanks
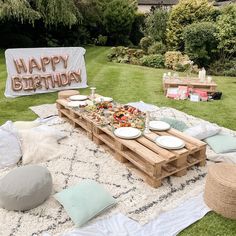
[54,180,116,227]
[0,121,22,169]
[184,123,221,140]
[205,134,236,154]
[0,165,52,211]
[20,129,61,165]
[160,117,189,131]
[32,125,66,141]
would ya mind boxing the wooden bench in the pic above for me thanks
[57,98,207,188]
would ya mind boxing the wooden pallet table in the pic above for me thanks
[163,77,217,95]
[56,98,207,188]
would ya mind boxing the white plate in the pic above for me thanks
[155,136,185,150]
[69,95,88,101]
[95,97,113,103]
[149,121,171,131]
[114,127,141,140]
[67,101,87,108]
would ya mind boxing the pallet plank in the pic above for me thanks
[56,98,207,188]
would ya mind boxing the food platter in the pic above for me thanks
[85,103,145,129]
[67,94,146,130]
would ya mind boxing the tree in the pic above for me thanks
[74,0,110,39]
[34,0,79,27]
[103,0,136,45]
[215,4,236,60]
[183,22,218,67]
[0,0,40,24]
[166,0,219,50]
[0,0,80,27]
[143,7,169,43]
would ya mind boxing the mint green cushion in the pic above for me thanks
[54,180,116,227]
[160,117,188,131]
[205,134,236,154]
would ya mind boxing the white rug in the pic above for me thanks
[0,114,208,236]
[2,102,235,236]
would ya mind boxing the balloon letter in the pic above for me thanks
[60,55,69,69]
[60,73,69,86]
[69,70,81,83]
[12,76,23,91]
[41,57,50,72]
[51,56,60,71]
[13,58,27,74]
[29,58,41,74]
[54,74,62,87]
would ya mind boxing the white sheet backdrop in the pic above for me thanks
[5,47,88,98]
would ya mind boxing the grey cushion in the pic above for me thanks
[0,165,52,211]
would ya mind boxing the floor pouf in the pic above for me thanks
[58,90,79,99]
[0,165,52,211]
[204,163,236,219]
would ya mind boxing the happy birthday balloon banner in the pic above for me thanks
[4,47,88,98]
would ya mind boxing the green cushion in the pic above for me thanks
[205,134,236,154]
[54,180,116,227]
[160,117,189,131]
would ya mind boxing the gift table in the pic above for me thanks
[56,95,206,188]
[163,77,217,96]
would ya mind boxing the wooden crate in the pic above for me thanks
[163,78,217,95]
[56,98,207,188]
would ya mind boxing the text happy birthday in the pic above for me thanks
[11,55,81,91]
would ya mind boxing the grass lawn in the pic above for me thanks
[0,46,236,235]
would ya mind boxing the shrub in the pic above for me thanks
[141,54,164,68]
[143,8,169,43]
[107,46,145,64]
[148,42,167,55]
[209,59,236,77]
[164,51,199,72]
[183,22,218,67]
[139,36,154,52]
[164,51,188,69]
[94,35,108,46]
[215,4,236,60]
[166,0,220,50]
[107,46,128,62]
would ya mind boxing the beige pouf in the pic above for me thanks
[204,163,236,219]
[58,90,79,99]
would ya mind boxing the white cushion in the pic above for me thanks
[19,129,62,165]
[32,125,66,141]
[183,123,220,140]
[0,121,22,169]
